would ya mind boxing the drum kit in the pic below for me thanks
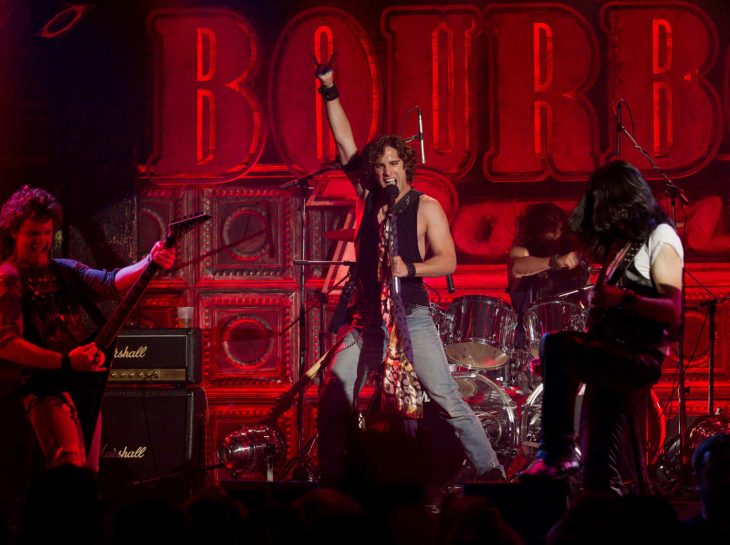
[430,293,664,474]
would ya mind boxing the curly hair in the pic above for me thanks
[513,202,567,247]
[568,161,671,261]
[361,135,418,188]
[0,185,63,260]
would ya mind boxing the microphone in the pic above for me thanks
[417,107,426,164]
[616,99,623,159]
[384,183,399,210]
[446,274,455,293]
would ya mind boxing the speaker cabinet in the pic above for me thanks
[99,386,206,503]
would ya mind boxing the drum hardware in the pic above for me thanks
[451,371,520,467]
[444,295,517,370]
[658,293,730,481]
[429,302,453,343]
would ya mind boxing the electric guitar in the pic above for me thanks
[70,213,210,452]
[586,241,667,349]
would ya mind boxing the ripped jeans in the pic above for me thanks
[317,305,502,483]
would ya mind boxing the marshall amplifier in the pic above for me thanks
[99,386,206,501]
[110,328,201,384]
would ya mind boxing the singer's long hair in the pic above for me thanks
[362,135,418,188]
[0,185,63,261]
[568,160,671,260]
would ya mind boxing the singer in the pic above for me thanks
[314,58,504,493]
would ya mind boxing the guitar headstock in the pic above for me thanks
[165,212,211,245]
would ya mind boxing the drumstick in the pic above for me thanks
[550,284,595,299]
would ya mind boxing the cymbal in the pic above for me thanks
[324,228,356,242]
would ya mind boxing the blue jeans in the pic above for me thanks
[317,305,502,482]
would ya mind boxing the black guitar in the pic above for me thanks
[586,241,667,350]
[70,213,210,451]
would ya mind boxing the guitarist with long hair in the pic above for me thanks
[518,161,683,493]
[0,186,175,471]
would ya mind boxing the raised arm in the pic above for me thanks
[315,61,366,199]
[114,240,176,293]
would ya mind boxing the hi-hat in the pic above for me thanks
[324,229,356,242]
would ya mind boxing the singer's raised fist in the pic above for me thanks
[314,53,335,85]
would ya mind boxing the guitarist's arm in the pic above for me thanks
[590,244,683,326]
[0,264,104,371]
[0,337,105,372]
[114,241,176,293]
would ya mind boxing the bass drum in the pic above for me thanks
[453,372,519,467]
[520,383,665,465]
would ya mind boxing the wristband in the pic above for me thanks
[60,353,72,373]
[621,288,637,310]
[549,254,560,270]
[317,83,340,102]
[406,261,416,278]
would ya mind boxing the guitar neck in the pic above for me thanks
[94,261,160,350]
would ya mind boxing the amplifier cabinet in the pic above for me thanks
[99,386,206,499]
[110,328,201,384]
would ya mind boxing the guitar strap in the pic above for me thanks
[604,241,644,287]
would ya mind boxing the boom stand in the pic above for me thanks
[617,117,694,470]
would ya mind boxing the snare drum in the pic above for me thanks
[524,300,586,356]
[444,296,517,369]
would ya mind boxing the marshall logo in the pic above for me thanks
[113,345,148,358]
[100,443,147,459]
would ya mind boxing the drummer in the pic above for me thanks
[507,203,589,349]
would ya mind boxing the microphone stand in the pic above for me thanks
[275,267,353,480]
[616,112,693,472]
[278,164,340,480]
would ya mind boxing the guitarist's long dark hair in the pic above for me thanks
[568,161,671,261]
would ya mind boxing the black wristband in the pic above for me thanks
[406,261,416,278]
[317,83,340,101]
[60,353,72,373]
[549,254,560,270]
